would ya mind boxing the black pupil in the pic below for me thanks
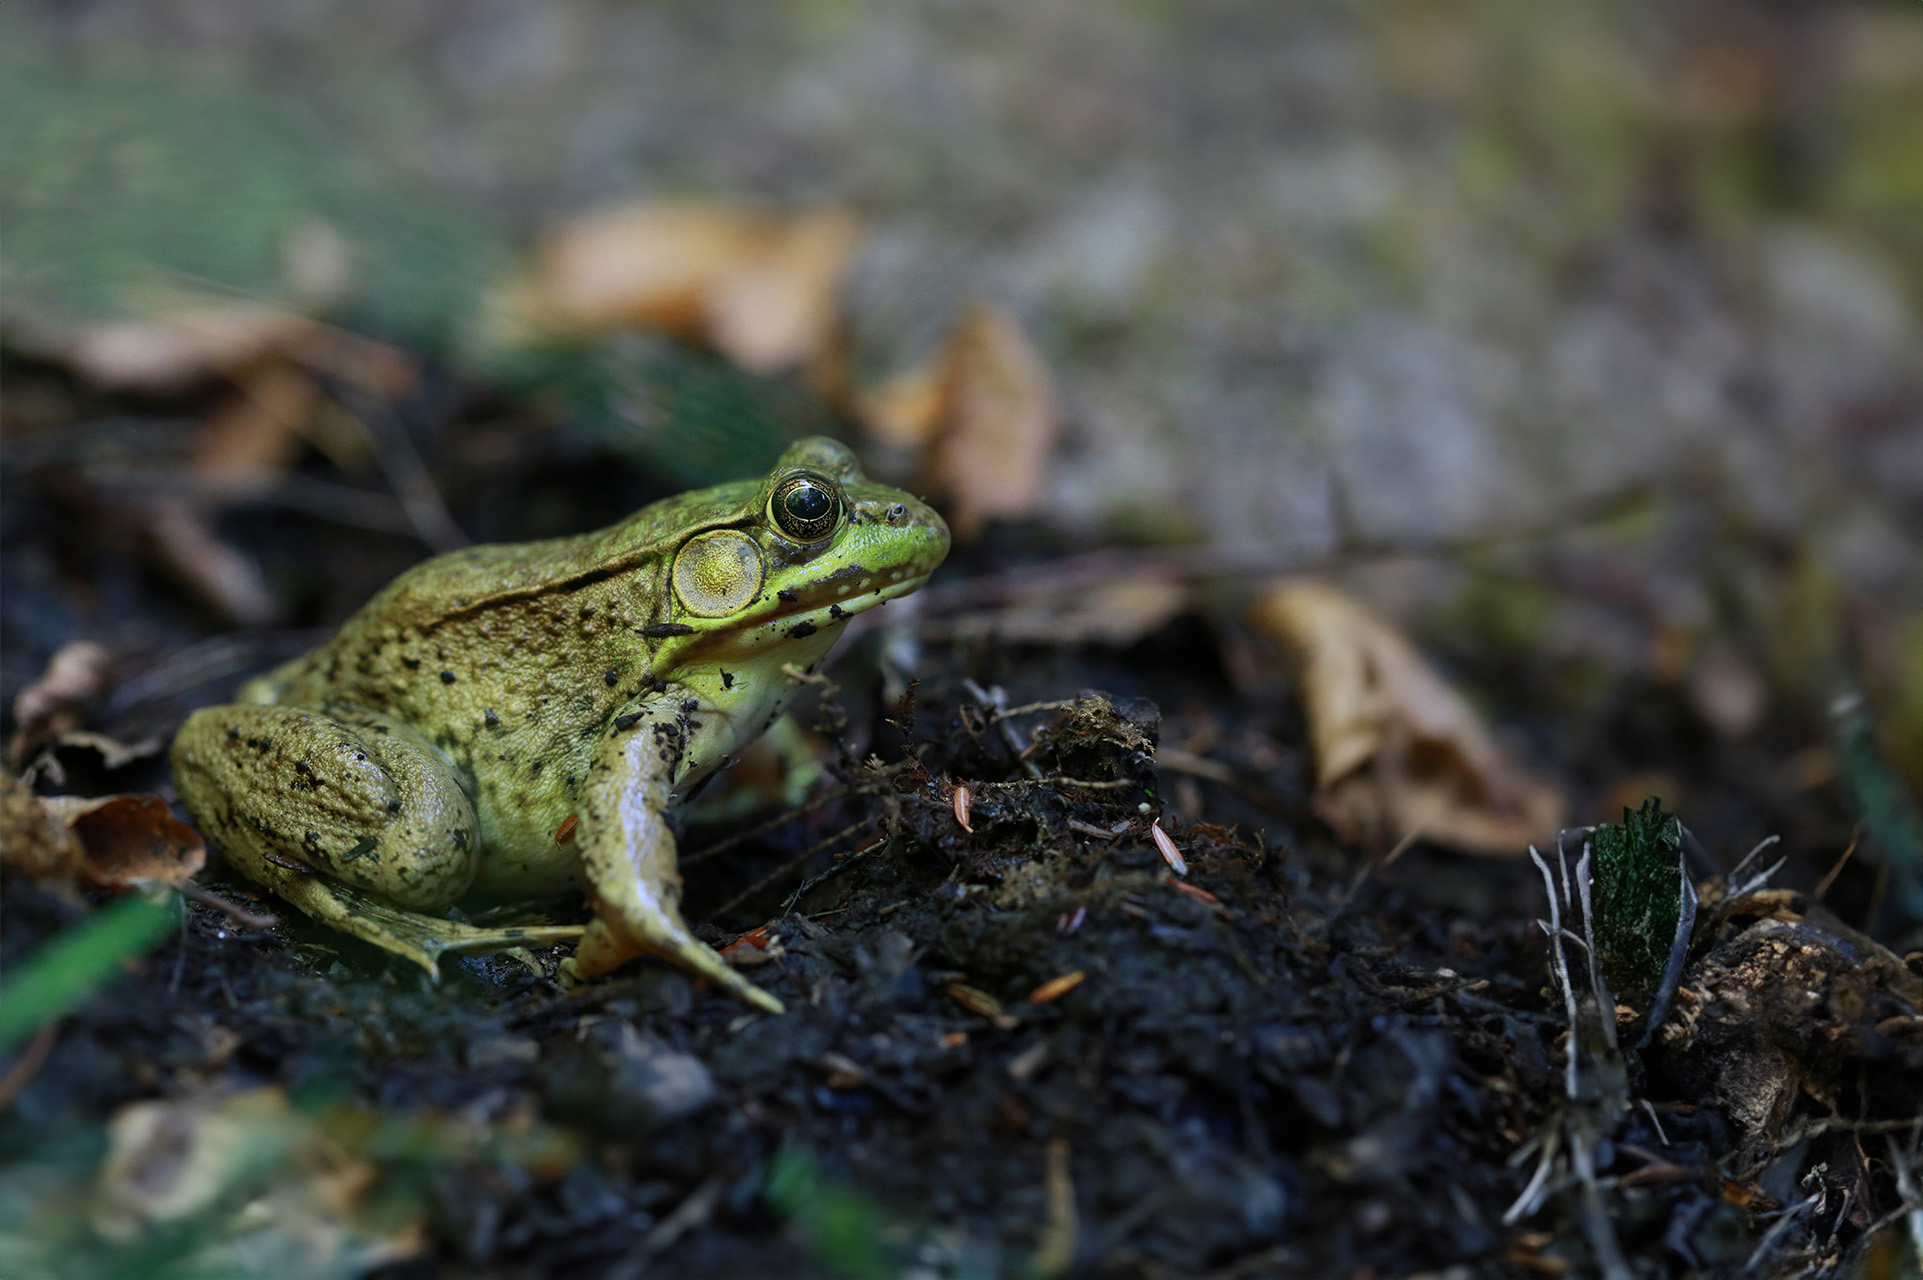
[784,483,832,524]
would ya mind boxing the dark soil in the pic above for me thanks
[3,359,1919,1280]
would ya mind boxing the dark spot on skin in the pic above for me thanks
[343,836,379,862]
[226,728,239,742]
[580,605,596,618]
[440,670,457,684]
[387,799,403,814]
[720,671,735,689]
[294,760,310,774]
[644,675,668,693]
[453,829,471,853]
[454,597,468,607]
[614,712,644,731]
[790,622,818,638]
[531,760,544,776]
[604,669,620,687]
[403,657,420,670]
[777,588,799,603]
[681,700,699,714]
[640,623,696,638]
[828,603,846,620]
[484,709,500,729]
[374,724,390,735]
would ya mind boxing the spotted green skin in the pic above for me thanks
[171,438,948,1010]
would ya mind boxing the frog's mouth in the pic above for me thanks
[765,558,942,635]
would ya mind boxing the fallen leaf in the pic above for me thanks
[18,730,167,790]
[190,362,321,496]
[0,771,206,891]
[7,641,115,771]
[64,302,323,395]
[1252,580,1564,857]
[492,200,859,373]
[860,304,1057,540]
[91,1087,421,1273]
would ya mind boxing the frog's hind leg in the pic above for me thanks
[171,702,583,976]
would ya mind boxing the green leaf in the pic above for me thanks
[1587,798,1684,1001]
[0,893,178,1050]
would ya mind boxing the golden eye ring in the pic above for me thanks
[769,472,842,543]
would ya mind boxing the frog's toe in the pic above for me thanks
[283,877,584,974]
[565,918,784,1013]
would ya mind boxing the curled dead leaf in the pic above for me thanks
[65,303,323,396]
[91,1086,423,1271]
[1252,581,1563,857]
[1,771,205,891]
[492,200,859,374]
[7,641,115,771]
[858,303,1057,540]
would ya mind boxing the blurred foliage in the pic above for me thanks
[0,16,504,346]
[1835,695,1923,923]
[498,336,851,487]
[765,1145,895,1280]
[0,893,177,1051]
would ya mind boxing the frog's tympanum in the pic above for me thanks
[171,438,949,1013]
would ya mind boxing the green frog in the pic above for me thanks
[171,438,949,1014]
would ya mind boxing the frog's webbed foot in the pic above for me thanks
[281,876,585,977]
[559,916,783,1013]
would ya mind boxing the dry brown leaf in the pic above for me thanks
[191,362,321,495]
[1252,580,1563,857]
[7,641,115,771]
[860,304,1057,540]
[494,200,859,373]
[92,1087,420,1271]
[66,303,323,395]
[0,769,84,882]
[1,771,206,891]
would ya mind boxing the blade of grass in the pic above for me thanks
[765,1146,892,1280]
[0,893,177,1050]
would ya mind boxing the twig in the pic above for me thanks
[1812,827,1862,902]
[680,786,853,868]
[698,816,875,927]
[0,1026,59,1111]
[177,881,278,930]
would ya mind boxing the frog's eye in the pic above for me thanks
[769,472,841,543]
[673,530,765,617]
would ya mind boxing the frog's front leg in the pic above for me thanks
[561,701,784,1014]
[171,702,583,972]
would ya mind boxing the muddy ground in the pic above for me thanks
[4,350,1920,1280]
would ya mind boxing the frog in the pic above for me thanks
[170,437,949,1014]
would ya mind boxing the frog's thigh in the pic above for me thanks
[172,703,478,910]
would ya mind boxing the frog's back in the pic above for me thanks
[247,483,754,715]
